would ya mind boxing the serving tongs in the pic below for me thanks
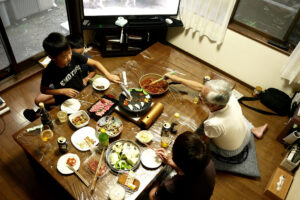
[149,71,177,85]
[119,83,132,101]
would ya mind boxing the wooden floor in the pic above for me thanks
[0,46,288,200]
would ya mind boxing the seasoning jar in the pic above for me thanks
[253,86,262,97]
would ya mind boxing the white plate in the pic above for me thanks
[61,98,81,114]
[71,126,99,151]
[93,77,110,91]
[141,149,162,169]
[57,153,80,175]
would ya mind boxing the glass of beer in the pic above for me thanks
[41,125,54,142]
[57,111,68,123]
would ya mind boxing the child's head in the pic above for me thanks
[66,34,85,55]
[172,131,210,177]
[43,32,71,68]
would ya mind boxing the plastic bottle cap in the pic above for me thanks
[39,102,45,108]
[100,128,106,133]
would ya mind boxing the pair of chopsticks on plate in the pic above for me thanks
[149,71,177,85]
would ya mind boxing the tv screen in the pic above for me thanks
[83,0,180,17]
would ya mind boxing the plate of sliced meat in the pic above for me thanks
[87,95,118,121]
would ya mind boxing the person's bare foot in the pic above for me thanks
[251,124,268,139]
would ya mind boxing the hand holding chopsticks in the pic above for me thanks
[149,71,177,85]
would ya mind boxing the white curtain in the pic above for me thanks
[280,42,300,85]
[179,0,236,45]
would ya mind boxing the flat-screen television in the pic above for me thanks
[82,0,180,17]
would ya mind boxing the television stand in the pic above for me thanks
[83,17,182,57]
[129,19,164,25]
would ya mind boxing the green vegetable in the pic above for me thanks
[142,90,148,95]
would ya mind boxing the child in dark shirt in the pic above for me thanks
[149,132,216,200]
[23,32,120,121]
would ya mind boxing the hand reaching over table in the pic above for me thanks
[155,148,184,175]
[107,74,121,83]
[164,73,181,83]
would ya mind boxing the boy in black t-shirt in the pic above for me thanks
[66,34,96,85]
[23,32,120,122]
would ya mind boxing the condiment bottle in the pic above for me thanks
[161,122,171,148]
[39,102,54,130]
[98,128,109,147]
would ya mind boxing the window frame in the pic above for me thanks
[229,0,300,55]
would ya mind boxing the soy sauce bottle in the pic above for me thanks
[39,102,54,130]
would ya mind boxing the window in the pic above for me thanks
[232,0,300,51]
[3,0,69,63]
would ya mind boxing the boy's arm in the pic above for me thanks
[82,71,96,86]
[86,58,120,83]
[41,86,79,98]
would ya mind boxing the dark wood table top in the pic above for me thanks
[13,42,209,200]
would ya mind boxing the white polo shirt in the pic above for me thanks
[204,95,248,151]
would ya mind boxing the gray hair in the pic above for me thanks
[204,79,232,106]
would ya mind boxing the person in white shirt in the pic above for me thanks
[165,73,267,157]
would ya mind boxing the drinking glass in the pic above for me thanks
[57,111,68,123]
[40,125,54,142]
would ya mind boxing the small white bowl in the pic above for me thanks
[69,110,90,129]
[136,130,153,144]
[93,77,110,91]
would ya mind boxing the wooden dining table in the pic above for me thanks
[13,42,209,200]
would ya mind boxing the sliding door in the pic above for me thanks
[0,0,70,80]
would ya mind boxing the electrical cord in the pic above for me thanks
[0,117,6,135]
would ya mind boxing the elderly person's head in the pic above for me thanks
[201,79,232,110]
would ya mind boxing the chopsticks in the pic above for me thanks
[143,143,156,151]
[67,164,90,187]
[90,146,106,192]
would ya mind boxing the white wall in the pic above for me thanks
[167,27,294,95]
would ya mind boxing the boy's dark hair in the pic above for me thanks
[43,32,69,58]
[66,34,84,49]
[172,131,210,177]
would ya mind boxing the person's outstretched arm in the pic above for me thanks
[86,58,120,83]
[165,73,204,92]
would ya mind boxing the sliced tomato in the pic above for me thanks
[66,157,76,167]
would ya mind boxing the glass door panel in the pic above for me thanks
[2,0,69,63]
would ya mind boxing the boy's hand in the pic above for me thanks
[82,77,89,86]
[61,88,79,98]
[107,74,121,83]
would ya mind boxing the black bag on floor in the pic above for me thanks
[238,88,291,116]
